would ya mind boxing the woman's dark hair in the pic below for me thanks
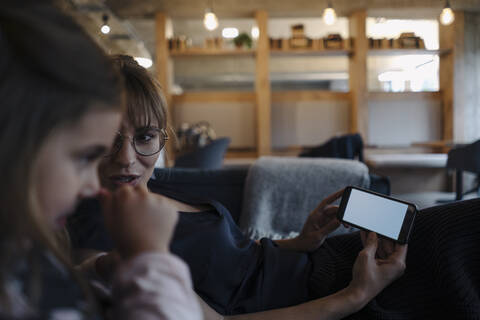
[0,0,123,311]
[111,55,168,130]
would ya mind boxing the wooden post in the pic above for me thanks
[440,11,465,143]
[255,10,271,156]
[348,10,368,141]
[155,13,174,165]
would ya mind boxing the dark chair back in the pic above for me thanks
[447,140,480,174]
[298,133,390,195]
[174,137,231,170]
[299,133,364,162]
[445,140,480,200]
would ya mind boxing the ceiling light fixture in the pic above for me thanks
[251,26,260,40]
[222,27,239,39]
[203,7,219,31]
[440,0,455,25]
[134,57,153,69]
[323,1,337,26]
[101,14,110,34]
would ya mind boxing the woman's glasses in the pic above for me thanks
[106,127,168,157]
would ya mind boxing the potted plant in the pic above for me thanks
[234,32,253,49]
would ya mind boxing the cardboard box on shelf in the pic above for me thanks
[324,34,343,49]
[291,24,305,38]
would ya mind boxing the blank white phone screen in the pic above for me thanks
[343,189,408,239]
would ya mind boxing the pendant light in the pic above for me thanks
[203,1,219,31]
[323,1,337,26]
[101,14,110,34]
[440,0,455,26]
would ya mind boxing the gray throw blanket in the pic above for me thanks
[239,157,370,240]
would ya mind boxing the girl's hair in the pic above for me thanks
[111,55,168,130]
[0,0,123,309]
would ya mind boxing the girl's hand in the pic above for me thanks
[99,186,178,260]
[348,232,407,306]
[292,189,344,252]
[95,251,121,281]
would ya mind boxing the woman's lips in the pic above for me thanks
[109,175,141,187]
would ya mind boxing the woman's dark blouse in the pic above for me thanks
[68,183,312,315]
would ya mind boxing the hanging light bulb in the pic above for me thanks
[323,1,337,26]
[101,14,110,34]
[440,0,455,25]
[251,26,259,40]
[203,8,219,31]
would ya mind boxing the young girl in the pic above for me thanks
[0,2,201,319]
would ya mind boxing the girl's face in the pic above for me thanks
[98,117,161,191]
[32,110,121,230]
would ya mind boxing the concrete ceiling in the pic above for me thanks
[106,0,480,19]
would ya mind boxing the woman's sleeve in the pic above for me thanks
[111,252,203,320]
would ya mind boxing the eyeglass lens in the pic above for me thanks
[112,128,167,156]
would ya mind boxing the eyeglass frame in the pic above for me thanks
[105,127,169,157]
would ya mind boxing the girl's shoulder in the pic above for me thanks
[1,249,100,320]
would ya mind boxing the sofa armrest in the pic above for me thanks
[151,166,249,224]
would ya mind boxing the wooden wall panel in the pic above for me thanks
[440,11,465,142]
[349,10,368,140]
[155,13,174,164]
[255,10,272,156]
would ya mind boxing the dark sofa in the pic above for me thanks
[151,165,389,226]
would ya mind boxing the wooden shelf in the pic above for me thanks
[170,48,256,57]
[270,49,353,57]
[172,91,255,103]
[272,90,350,102]
[368,49,452,56]
[225,149,258,159]
[368,91,442,101]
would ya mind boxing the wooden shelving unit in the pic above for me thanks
[156,10,462,160]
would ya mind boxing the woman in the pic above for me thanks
[0,2,201,319]
[68,55,416,320]
[70,53,480,320]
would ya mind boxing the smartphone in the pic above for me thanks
[337,186,417,244]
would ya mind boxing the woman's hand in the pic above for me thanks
[99,186,178,260]
[289,189,344,252]
[347,232,407,307]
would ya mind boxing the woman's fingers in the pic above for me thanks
[317,189,345,209]
[391,243,408,262]
[362,232,378,257]
[323,205,339,216]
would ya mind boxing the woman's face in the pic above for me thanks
[98,116,161,191]
[32,110,121,230]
